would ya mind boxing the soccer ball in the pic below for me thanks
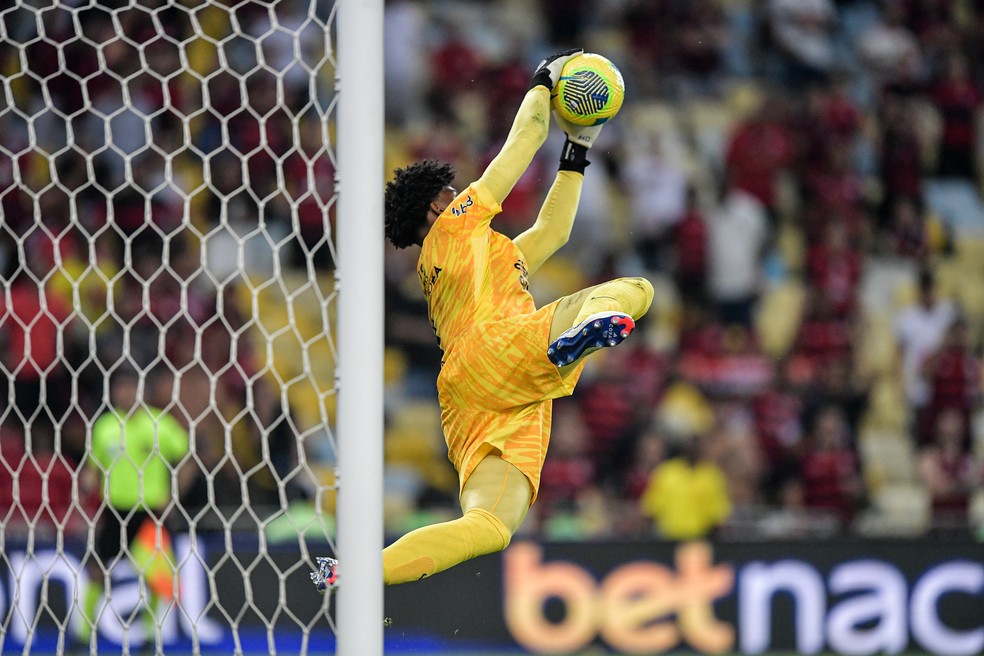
[552,53,625,126]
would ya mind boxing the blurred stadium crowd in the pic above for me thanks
[382,0,984,541]
[0,0,981,543]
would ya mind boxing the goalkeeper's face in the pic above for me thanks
[421,186,457,239]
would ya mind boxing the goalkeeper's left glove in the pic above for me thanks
[529,48,583,91]
[555,112,604,174]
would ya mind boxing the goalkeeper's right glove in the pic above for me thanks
[555,112,604,174]
[529,48,583,91]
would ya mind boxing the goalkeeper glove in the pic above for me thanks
[529,48,583,91]
[555,112,604,174]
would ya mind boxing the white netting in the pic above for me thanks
[0,1,339,653]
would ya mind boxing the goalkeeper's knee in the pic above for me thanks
[463,508,512,558]
[600,276,653,320]
[625,276,655,318]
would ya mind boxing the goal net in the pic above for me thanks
[0,0,356,652]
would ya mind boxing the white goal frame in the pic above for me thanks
[336,0,384,655]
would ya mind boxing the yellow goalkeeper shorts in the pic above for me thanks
[437,300,586,503]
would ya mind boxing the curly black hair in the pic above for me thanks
[384,159,456,249]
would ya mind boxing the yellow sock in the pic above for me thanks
[574,277,654,325]
[382,508,511,585]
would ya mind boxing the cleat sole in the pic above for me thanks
[547,311,636,367]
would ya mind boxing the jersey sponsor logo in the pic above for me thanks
[418,264,442,300]
[450,194,474,217]
[418,264,444,348]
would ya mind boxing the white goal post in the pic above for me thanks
[335,0,384,655]
[0,0,383,654]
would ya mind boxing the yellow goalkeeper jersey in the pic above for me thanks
[417,180,534,353]
[417,180,584,498]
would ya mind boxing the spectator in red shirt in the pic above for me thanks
[800,405,864,526]
[724,98,796,217]
[885,195,929,260]
[931,53,981,180]
[918,317,980,446]
[918,407,980,529]
[0,427,24,527]
[536,401,597,527]
[802,355,871,437]
[0,425,92,539]
[429,28,482,97]
[577,343,666,473]
[752,366,804,499]
[0,242,73,431]
[803,139,867,240]
[879,94,924,206]
[615,423,670,536]
[284,116,336,270]
[622,422,668,502]
[673,187,708,307]
[821,75,863,140]
[621,0,675,85]
[806,219,863,318]
[798,77,861,170]
[791,287,854,383]
[675,0,729,84]
[900,0,961,63]
[807,136,861,207]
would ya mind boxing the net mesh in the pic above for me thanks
[0,1,338,653]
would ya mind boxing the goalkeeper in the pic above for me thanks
[313,49,653,589]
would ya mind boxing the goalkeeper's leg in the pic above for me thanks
[547,277,654,366]
[382,454,530,584]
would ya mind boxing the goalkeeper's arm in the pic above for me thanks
[478,88,551,205]
[513,171,581,275]
[479,49,582,205]
[513,113,604,274]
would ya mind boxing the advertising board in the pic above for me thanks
[1,537,981,654]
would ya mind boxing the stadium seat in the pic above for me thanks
[924,178,984,236]
[686,99,737,173]
[856,313,899,378]
[859,429,918,489]
[884,483,931,527]
[385,401,456,495]
[862,376,909,434]
[857,483,930,536]
[756,280,805,358]
[250,272,337,432]
[970,490,984,532]
[859,257,918,316]
[955,236,984,272]
[527,255,586,306]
